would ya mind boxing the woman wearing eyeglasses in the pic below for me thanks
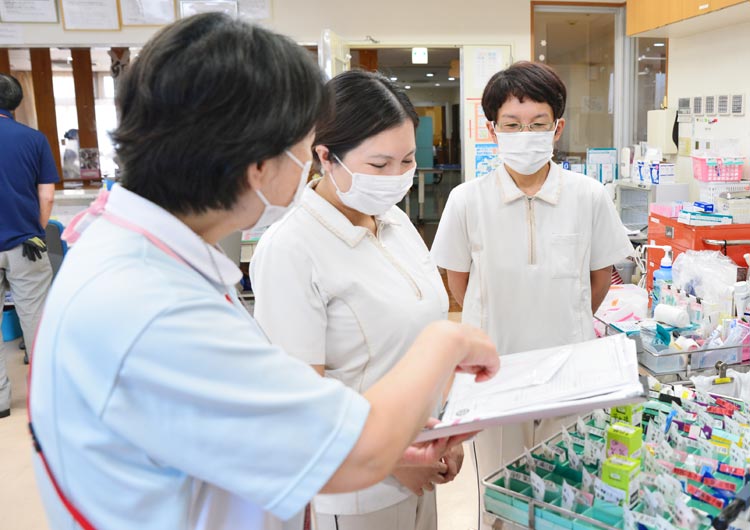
[431,61,633,529]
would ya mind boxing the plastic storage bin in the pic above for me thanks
[692,156,745,182]
[2,307,22,342]
[637,328,687,374]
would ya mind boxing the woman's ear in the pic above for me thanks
[486,121,498,144]
[315,145,332,176]
[553,118,566,143]
[246,159,270,192]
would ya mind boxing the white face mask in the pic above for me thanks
[496,126,557,175]
[249,150,311,231]
[330,154,415,216]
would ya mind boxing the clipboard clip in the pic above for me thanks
[713,361,734,385]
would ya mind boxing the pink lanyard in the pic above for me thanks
[28,190,233,529]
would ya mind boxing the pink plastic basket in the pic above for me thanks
[692,156,745,182]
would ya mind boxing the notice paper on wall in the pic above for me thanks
[0,22,23,44]
[61,0,119,30]
[415,333,645,442]
[0,0,57,22]
[120,0,176,26]
[179,0,238,18]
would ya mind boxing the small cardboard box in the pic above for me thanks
[610,404,644,427]
[601,455,641,508]
[606,422,643,459]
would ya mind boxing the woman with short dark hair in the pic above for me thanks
[251,70,461,530]
[28,14,498,530]
[432,60,632,530]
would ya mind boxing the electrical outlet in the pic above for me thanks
[704,95,716,115]
[731,94,745,116]
[718,95,730,115]
[692,96,703,116]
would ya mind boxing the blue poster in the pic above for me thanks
[475,143,499,178]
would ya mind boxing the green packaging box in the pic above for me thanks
[606,422,643,459]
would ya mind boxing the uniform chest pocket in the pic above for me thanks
[550,233,580,279]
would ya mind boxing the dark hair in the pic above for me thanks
[314,70,419,163]
[481,61,566,122]
[113,13,327,214]
[0,74,23,111]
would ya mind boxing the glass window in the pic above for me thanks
[533,9,616,162]
[633,38,668,143]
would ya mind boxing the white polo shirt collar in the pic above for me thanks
[301,180,402,248]
[106,185,242,287]
[496,162,562,205]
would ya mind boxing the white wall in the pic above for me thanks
[3,0,620,58]
[667,20,750,199]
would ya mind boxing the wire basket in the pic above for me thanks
[692,156,745,182]
[699,181,750,205]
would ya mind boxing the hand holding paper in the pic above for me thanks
[417,334,645,442]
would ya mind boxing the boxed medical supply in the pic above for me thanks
[677,210,732,226]
[606,422,642,459]
[610,404,643,427]
[601,456,640,508]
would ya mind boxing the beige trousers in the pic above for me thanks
[0,245,52,410]
[313,490,436,530]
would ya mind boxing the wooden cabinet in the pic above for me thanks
[627,0,747,35]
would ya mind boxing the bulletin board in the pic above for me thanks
[0,0,58,23]
[461,45,513,181]
[120,0,176,26]
[61,0,120,30]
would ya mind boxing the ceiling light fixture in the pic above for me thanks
[426,72,434,77]
[654,42,665,47]
[390,76,397,81]
[448,77,455,81]
[405,85,411,89]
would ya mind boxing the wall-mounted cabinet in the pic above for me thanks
[627,0,747,36]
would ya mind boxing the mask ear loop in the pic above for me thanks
[328,152,352,194]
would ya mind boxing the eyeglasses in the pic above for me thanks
[493,119,559,133]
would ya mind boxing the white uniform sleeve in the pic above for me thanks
[250,236,327,365]
[589,184,634,271]
[430,185,472,273]
[101,296,369,521]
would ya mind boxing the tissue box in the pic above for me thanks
[677,210,732,226]
[606,422,643,459]
[693,201,715,213]
[610,404,643,427]
[649,162,676,184]
[601,456,641,508]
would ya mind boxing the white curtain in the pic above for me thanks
[10,70,37,129]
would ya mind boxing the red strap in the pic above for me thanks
[25,212,233,529]
[27,318,97,529]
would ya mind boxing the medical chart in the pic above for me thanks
[416,334,645,442]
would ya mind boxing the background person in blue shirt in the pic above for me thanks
[0,73,58,418]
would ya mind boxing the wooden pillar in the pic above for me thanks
[358,49,378,72]
[0,49,10,75]
[30,48,62,178]
[71,49,98,150]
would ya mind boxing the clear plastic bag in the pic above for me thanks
[672,250,737,315]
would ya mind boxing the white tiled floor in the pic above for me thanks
[0,337,481,530]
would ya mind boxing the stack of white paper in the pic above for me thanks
[415,334,644,442]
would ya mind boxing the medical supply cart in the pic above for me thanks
[647,213,750,291]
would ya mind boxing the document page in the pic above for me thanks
[438,334,642,429]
